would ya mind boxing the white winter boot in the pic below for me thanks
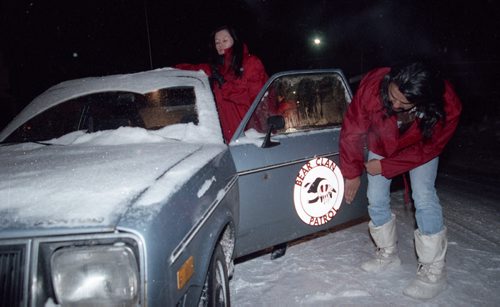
[403,227,448,299]
[361,214,401,272]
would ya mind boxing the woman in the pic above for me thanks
[176,25,268,142]
[339,62,462,300]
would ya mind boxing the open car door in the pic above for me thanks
[230,70,368,257]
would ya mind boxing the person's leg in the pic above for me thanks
[367,151,393,226]
[404,157,447,299]
[403,227,448,299]
[362,151,401,272]
[409,157,443,235]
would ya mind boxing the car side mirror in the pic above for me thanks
[261,115,285,148]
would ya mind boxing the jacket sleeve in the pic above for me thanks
[339,71,379,179]
[380,81,462,178]
[174,63,212,76]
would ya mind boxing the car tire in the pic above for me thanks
[199,243,231,307]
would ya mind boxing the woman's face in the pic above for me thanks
[388,82,415,113]
[214,29,234,55]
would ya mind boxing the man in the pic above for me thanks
[339,62,462,299]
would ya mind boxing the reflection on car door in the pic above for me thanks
[230,70,368,257]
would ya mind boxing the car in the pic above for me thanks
[0,67,368,306]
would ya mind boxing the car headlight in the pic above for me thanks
[51,245,139,306]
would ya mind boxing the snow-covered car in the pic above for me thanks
[0,68,367,306]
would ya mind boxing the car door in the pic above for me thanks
[230,70,368,257]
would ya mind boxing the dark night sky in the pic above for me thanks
[1,0,500,128]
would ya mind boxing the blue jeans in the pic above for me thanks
[366,151,444,235]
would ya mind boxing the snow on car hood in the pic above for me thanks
[0,127,226,230]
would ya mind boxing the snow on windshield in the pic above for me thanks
[0,68,223,143]
[0,68,227,229]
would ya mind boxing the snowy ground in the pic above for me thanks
[230,124,500,306]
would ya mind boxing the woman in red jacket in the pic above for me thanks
[340,62,462,300]
[176,25,268,143]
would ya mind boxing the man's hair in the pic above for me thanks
[208,25,244,78]
[380,61,446,138]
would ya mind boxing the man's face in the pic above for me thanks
[388,82,415,113]
[214,30,234,55]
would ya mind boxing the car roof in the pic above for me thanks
[0,68,212,141]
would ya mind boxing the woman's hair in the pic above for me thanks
[208,25,244,77]
[380,61,446,138]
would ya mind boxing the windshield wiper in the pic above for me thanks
[32,140,58,146]
[0,140,58,146]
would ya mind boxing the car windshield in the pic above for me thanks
[4,86,198,143]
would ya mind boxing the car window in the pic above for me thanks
[5,86,198,143]
[5,99,84,143]
[139,86,198,129]
[244,73,349,134]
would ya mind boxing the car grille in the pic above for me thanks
[0,244,26,307]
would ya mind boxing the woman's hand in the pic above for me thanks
[365,159,382,175]
[344,177,361,204]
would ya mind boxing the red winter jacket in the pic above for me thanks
[175,45,268,142]
[340,67,462,179]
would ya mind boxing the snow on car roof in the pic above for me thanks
[0,68,222,143]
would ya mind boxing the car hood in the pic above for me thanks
[0,130,226,232]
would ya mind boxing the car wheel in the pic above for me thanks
[199,243,231,307]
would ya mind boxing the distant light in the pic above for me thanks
[72,52,78,58]
[313,38,321,45]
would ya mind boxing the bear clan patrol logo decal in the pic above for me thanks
[293,157,344,226]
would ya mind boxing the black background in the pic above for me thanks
[1,0,499,130]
